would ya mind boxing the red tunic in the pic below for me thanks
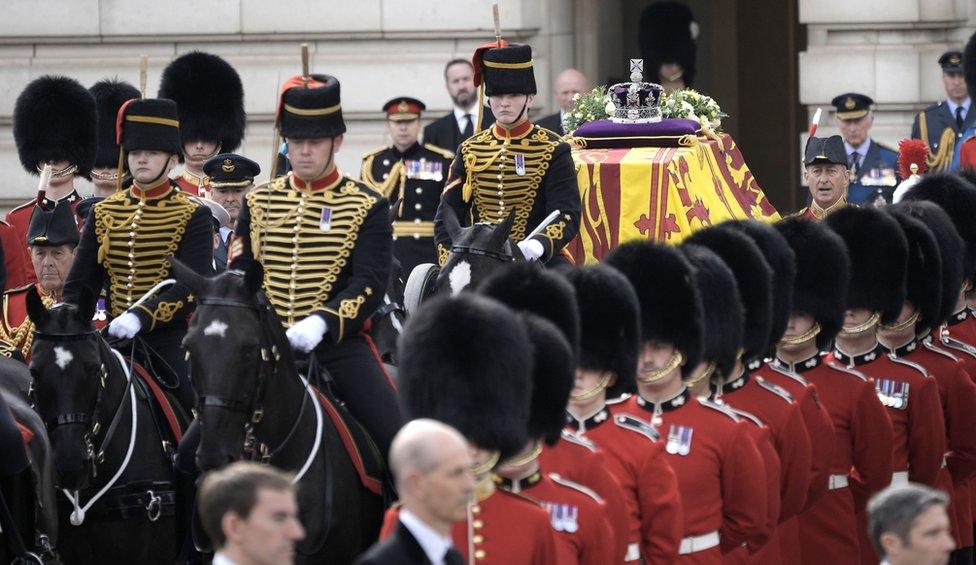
[494,470,616,565]
[566,401,683,563]
[5,191,82,287]
[0,221,33,290]
[174,171,207,197]
[621,390,768,564]
[959,135,976,170]
[539,431,631,563]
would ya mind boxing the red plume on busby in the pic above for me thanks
[13,75,97,178]
[898,139,928,180]
[520,313,575,446]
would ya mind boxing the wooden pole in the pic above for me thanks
[301,43,310,84]
[139,55,148,98]
[492,3,501,47]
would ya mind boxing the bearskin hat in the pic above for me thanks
[719,220,796,352]
[680,244,745,378]
[884,208,942,332]
[604,241,703,377]
[158,51,246,152]
[638,2,697,86]
[561,264,641,398]
[476,262,580,357]
[89,79,140,169]
[902,173,976,282]
[521,313,575,446]
[824,206,908,325]
[890,200,965,324]
[13,75,97,177]
[774,217,851,350]
[398,294,532,461]
[684,226,773,364]
[965,32,976,101]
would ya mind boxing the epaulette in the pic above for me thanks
[786,207,810,220]
[887,355,932,378]
[613,413,660,442]
[459,127,493,150]
[347,175,382,198]
[2,284,34,297]
[6,200,34,215]
[941,336,976,359]
[727,405,763,427]
[921,340,958,362]
[699,398,740,422]
[824,360,868,381]
[548,473,603,503]
[767,362,810,386]
[559,429,596,452]
[605,393,631,405]
[755,376,794,404]
[423,143,454,160]
[532,124,563,142]
[361,145,388,160]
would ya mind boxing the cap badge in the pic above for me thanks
[844,97,856,110]
[398,101,409,112]
[950,55,961,65]
[221,158,235,173]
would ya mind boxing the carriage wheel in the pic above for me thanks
[404,263,440,316]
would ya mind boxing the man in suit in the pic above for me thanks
[355,419,472,565]
[832,92,900,205]
[204,153,259,271]
[536,68,590,136]
[868,484,954,565]
[422,59,494,152]
[913,50,974,172]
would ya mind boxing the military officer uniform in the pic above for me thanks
[63,98,214,412]
[159,52,246,197]
[360,97,453,274]
[831,93,900,205]
[202,153,259,271]
[792,135,849,221]
[912,51,975,172]
[434,42,580,266]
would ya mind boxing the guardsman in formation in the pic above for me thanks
[229,72,402,460]
[393,293,559,564]
[606,241,769,564]
[794,135,849,221]
[6,76,96,287]
[433,39,580,266]
[62,96,214,412]
[89,79,141,197]
[912,51,974,172]
[202,153,260,271]
[158,51,246,197]
[831,93,900,205]
[360,97,454,274]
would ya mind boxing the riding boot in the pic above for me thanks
[175,422,203,564]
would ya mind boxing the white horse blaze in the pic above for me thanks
[448,261,472,296]
[203,319,229,338]
[54,346,73,370]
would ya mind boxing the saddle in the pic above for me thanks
[313,386,384,497]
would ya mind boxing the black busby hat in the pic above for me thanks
[89,79,140,170]
[27,200,79,247]
[158,52,246,152]
[398,294,532,461]
[477,44,537,96]
[521,313,575,446]
[203,153,261,188]
[824,206,908,325]
[118,98,182,156]
[684,226,773,364]
[719,220,796,352]
[775,217,851,349]
[885,208,943,332]
[903,172,976,282]
[475,263,580,357]
[831,92,873,121]
[13,75,97,178]
[277,74,346,139]
[604,241,703,378]
[561,264,641,398]
[804,135,847,167]
[680,244,745,378]
[382,97,426,121]
[638,2,698,86]
[890,200,965,325]
[964,32,976,100]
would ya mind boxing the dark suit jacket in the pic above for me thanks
[911,100,976,154]
[354,520,432,565]
[847,139,900,205]
[423,108,494,153]
[536,111,564,135]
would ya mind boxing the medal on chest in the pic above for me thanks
[320,207,333,231]
[666,424,694,456]
[875,378,909,410]
[544,502,579,533]
[404,159,443,181]
[514,153,526,176]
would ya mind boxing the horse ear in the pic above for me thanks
[388,199,401,226]
[441,204,463,242]
[243,260,264,296]
[168,256,208,296]
[25,285,49,326]
[489,209,517,248]
[74,287,97,323]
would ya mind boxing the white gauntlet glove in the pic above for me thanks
[517,239,545,262]
[108,311,142,339]
[286,315,328,353]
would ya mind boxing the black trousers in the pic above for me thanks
[137,324,194,414]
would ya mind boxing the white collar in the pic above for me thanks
[947,98,971,115]
[212,552,238,565]
[844,138,871,157]
[400,509,453,565]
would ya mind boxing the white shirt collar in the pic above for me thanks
[212,552,238,565]
[947,98,971,116]
[844,138,871,157]
[399,509,453,565]
[454,106,477,131]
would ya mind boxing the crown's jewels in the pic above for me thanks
[609,59,663,124]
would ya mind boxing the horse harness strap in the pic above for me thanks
[450,244,515,263]
[372,301,402,319]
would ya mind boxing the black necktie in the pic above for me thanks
[957,106,966,131]
[849,152,861,173]
[445,546,464,565]
[462,114,474,139]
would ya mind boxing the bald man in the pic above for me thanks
[355,420,474,565]
[537,68,591,135]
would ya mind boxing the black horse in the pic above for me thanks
[367,257,406,370]
[25,290,178,564]
[171,258,384,563]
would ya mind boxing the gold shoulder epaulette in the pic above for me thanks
[361,145,388,160]
[424,143,454,160]
[2,284,33,297]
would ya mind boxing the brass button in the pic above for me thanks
[471,505,481,514]
[473,534,484,543]
[474,549,486,559]
[473,519,483,529]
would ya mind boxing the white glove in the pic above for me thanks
[108,312,142,339]
[517,239,545,262]
[286,315,328,353]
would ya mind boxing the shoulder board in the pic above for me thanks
[876,142,898,154]
[547,473,603,503]
[887,355,931,377]
[766,363,809,386]
[344,176,382,197]
[461,128,494,149]
[921,340,958,362]
[559,429,596,452]
[755,376,794,404]
[824,360,868,381]
[605,393,631,406]
[941,336,976,359]
[787,207,810,220]
[698,398,740,422]
[252,175,288,194]
[423,143,455,160]
[532,124,563,141]
[612,413,660,442]
[2,284,33,297]
[6,200,34,215]
[361,145,388,160]
[727,406,764,427]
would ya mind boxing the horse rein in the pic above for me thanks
[450,244,515,263]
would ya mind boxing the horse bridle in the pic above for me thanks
[449,244,516,263]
